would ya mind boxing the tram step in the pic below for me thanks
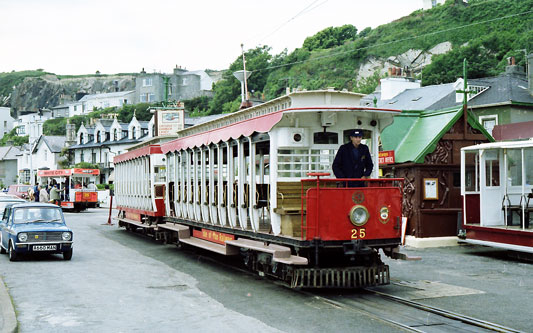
[179,237,239,256]
[118,218,156,229]
[226,239,308,265]
[156,223,190,239]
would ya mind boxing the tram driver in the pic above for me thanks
[332,129,373,187]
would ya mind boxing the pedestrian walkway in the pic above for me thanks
[0,276,16,333]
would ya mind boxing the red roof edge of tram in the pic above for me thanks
[160,110,285,153]
[159,106,401,154]
[114,144,163,163]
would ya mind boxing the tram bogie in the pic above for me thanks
[114,89,406,288]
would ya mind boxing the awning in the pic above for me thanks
[160,110,284,153]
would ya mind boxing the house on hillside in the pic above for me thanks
[68,115,154,183]
[0,146,21,186]
[0,107,15,139]
[15,110,52,143]
[17,135,67,185]
[136,66,216,103]
[380,107,493,242]
[364,56,533,137]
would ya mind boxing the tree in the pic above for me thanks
[302,24,358,51]
[0,127,28,146]
[208,45,275,114]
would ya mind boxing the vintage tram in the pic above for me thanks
[37,168,100,211]
[461,139,533,253]
[114,89,406,288]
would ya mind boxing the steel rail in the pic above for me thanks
[365,289,522,333]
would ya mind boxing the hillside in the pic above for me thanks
[1,0,532,117]
[208,0,533,114]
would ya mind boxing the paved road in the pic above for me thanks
[2,208,532,332]
[0,209,399,332]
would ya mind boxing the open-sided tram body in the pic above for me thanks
[461,139,533,253]
[114,89,405,288]
[37,168,100,211]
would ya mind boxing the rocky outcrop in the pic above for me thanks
[10,74,136,113]
[356,41,453,81]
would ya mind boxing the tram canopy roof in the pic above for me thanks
[462,138,533,151]
[114,144,163,163]
[381,106,494,163]
[160,110,284,153]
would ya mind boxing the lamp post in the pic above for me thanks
[101,145,116,226]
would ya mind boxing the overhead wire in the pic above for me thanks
[244,0,329,48]
[251,8,533,73]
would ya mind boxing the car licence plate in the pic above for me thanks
[33,245,57,251]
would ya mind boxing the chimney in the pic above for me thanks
[528,53,533,96]
[380,75,421,100]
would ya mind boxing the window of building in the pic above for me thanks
[80,151,84,162]
[142,78,153,87]
[44,149,47,161]
[140,94,147,102]
[92,152,97,163]
[479,115,497,135]
[148,93,155,102]
[182,78,188,86]
[80,134,84,144]
[132,128,136,139]
[113,129,118,141]
[96,131,100,143]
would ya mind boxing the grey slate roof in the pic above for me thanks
[366,66,533,111]
[42,136,67,153]
[376,83,456,110]
[185,114,225,127]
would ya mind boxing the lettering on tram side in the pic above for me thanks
[193,229,235,245]
[351,228,366,239]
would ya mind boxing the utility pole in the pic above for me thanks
[455,58,474,139]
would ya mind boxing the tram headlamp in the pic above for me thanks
[349,205,369,226]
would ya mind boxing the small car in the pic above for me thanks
[7,184,33,200]
[0,196,26,216]
[0,203,73,261]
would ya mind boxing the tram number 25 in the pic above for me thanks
[351,228,366,239]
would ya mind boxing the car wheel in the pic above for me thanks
[8,242,17,261]
[63,249,73,260]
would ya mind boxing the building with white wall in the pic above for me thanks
[15,111,52,143]
[17,135,67,185]
[0,107,15,139]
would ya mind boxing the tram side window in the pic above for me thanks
[464,151,479,192]
[154,166,166,183]
[485,150,500,187]
[525,148,533,186]
[313,132,338,144]
[277,148,335,178]
[506,149,522,186]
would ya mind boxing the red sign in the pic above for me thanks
[193,229,235,245]
[378,150,395,165]
[38,168,100,177]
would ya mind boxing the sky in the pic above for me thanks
[0,0,423,75]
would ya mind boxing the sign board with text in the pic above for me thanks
[378,150,395,165]
[153,104,185,136]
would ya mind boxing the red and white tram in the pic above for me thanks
[38,168,100,211]
[114,89,406,288]
[461,139,533,253]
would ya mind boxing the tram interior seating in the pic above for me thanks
[502,190,533,228]
[275,181,336,237]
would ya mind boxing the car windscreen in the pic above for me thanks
[18,186,32,192]
[13,207,63,224]
[0,201,24,215]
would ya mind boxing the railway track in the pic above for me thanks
[308,289,522,333]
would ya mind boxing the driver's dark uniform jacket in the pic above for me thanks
[332,142,373,179]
